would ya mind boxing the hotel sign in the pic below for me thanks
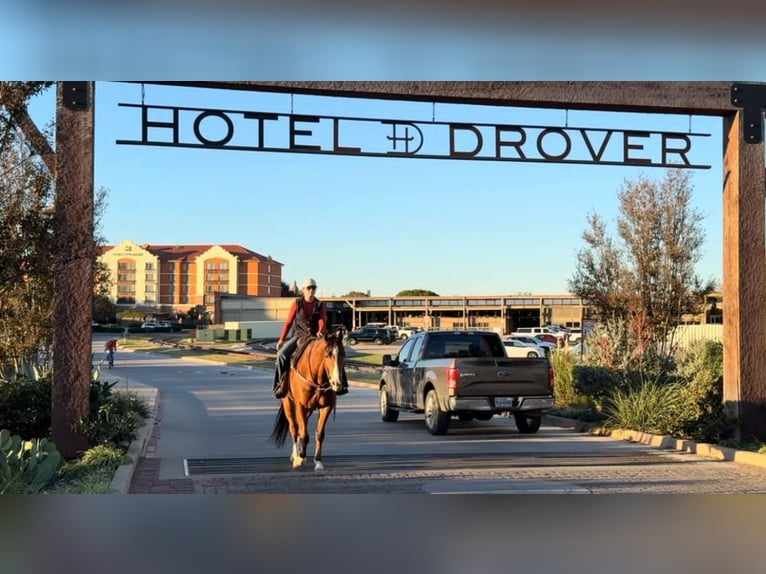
[116,103,711,169]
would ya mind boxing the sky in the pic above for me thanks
[8,2,766,300]
[26,82,728,299]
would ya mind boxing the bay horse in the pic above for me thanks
[269,328,346,470]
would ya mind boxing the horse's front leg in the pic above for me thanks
[292,405,309,469]
[313,406,333,471]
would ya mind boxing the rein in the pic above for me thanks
[292,340,334,391]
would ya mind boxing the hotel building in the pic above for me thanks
[98,240,283,311]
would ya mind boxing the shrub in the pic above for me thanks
[604,379,686,436]
[76,390,148,448]
[58,443,127,483]
[572,365,629,411]
[551,350,591,409]
[0,375,52,438]
[673,340,735,442]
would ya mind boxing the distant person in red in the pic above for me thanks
[272,278,348,398]
[104,338,117,369]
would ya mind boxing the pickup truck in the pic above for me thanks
[380,330,554,435]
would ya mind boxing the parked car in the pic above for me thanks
[502,339,546,358]
[533,333,559,345]
[140,322,158,330]
[567,328,583,343]
[345,326,392,345]
[396,326,420,340]
[513,327,568,340]
[508,335,556,355]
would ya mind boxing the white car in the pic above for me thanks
[502,339,546,358]
[396,326,420,340]
[508,335,556,354]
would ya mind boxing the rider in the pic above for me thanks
[272,278,349,398]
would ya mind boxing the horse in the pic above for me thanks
[269,328,346,471]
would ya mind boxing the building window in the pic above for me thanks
[220,262,228,270]
[145,262,155,270]
[182,263,189,272]
[145,273,155,282]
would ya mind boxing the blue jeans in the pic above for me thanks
[273,336,298,387]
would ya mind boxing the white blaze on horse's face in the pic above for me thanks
[327,342,343,392]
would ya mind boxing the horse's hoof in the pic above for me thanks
[314,461,325,472]
[292,457,305,469]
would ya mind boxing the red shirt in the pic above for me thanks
[279,298,327,341]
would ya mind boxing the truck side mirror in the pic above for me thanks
[382,354,398,367]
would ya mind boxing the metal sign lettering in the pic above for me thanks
[116,103,711,169]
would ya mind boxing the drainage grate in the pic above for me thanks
[183,451,682,476]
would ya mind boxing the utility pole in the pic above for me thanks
[50,82,95,457]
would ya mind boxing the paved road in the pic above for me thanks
[92,335,766,494]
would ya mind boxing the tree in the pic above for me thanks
[396,289,439,296]
[281,281,299,297]
[0,90,57,371]
[568,170,714,361]
[342,291,369,298]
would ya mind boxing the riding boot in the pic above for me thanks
[273,374,288,399]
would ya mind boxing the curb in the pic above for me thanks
[544,415,766,471]
[109,387,160,494]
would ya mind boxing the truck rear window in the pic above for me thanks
[422,332,506,359]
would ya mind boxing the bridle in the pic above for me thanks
[292,336,342,392]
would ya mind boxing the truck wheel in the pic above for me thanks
[380,385,399,422]
[400,334,408,340]
[515,414,542,433]
[346,337,357,346]
[424,389,450,435]
[374,338,383,345]
[526,351,539,358]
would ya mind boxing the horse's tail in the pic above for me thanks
[270,402,290,448]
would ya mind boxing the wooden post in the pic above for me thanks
[722,111,766,439]
[51,82,95,458]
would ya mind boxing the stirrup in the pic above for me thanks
[273,381,287,399]
[336,384,349,396]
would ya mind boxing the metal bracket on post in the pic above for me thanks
[62,81,90,111]
[731,83,766,143]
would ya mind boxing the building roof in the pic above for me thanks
[100,243,282,265]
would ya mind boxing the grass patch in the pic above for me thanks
[349,353,384,365]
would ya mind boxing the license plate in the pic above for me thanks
[495,397,516,408]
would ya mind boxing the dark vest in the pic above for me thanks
[294,297,323,339]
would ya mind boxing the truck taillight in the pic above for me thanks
[446,366,459,396]
[548,365,555,394]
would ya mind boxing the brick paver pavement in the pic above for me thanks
[129,394,766,494]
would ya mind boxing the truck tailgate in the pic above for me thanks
[453,357,551,396]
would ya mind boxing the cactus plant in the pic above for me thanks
[1,429,63,494]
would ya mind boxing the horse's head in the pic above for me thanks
[320,328,346,393]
